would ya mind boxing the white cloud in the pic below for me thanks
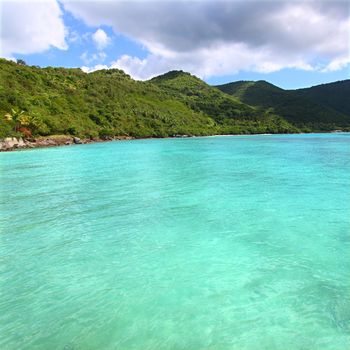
[80,51,107,65]
[92,29,110,50]
[1,0,67,58]
[63,0,350,79]
[321,56,350,73]
[109,43,316,81]
[81,64,109,73]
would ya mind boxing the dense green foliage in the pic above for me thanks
[216,80,350,131]
[0,58,348,139]
[150,71,298,134]
[0,60,217,138]
[296,80,350,117]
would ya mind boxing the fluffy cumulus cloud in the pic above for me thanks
[92,28,110,50]
[62,0,350,79]
[0,0,67,58]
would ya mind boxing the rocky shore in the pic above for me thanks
[0,135,134,152]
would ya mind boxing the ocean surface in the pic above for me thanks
[0,133,350,350]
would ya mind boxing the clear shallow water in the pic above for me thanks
[0,133,350,350]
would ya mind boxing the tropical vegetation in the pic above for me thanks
[0,58,349,139]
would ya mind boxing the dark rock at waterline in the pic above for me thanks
[73,137,82,144]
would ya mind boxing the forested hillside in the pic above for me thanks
[0,58,348,139]
[295,80,350,117]
[0,59,216,138]
[150,71,297,134]
[216,80,350,131]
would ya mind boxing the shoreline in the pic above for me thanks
[0,135,136,153]
[0,131,348,153]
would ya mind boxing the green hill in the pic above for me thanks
[296,80,350,117]
[0,60,220,139]
[0,58,348,140]
[149,71,298,134]
[0,60,298,139]
[150,71,254,121]
[216,80,350,131]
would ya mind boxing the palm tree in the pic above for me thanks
[4,109,44,135]
[4,109,26,132]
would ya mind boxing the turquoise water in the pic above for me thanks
[0,133,350,350]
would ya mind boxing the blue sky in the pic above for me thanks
[1,0,349,89]
[22,11,148,69]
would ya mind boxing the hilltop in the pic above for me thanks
[216,80,350,130]
[150,71,296,134]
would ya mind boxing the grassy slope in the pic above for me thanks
[216,80,350,131]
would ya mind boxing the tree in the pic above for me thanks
[4,109,43,134]
[4,108,26,132]
[16,59,27,66]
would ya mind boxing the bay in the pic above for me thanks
[1,133,350,350]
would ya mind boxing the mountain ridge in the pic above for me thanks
[0,59,349,140]
[215,79,350,128]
